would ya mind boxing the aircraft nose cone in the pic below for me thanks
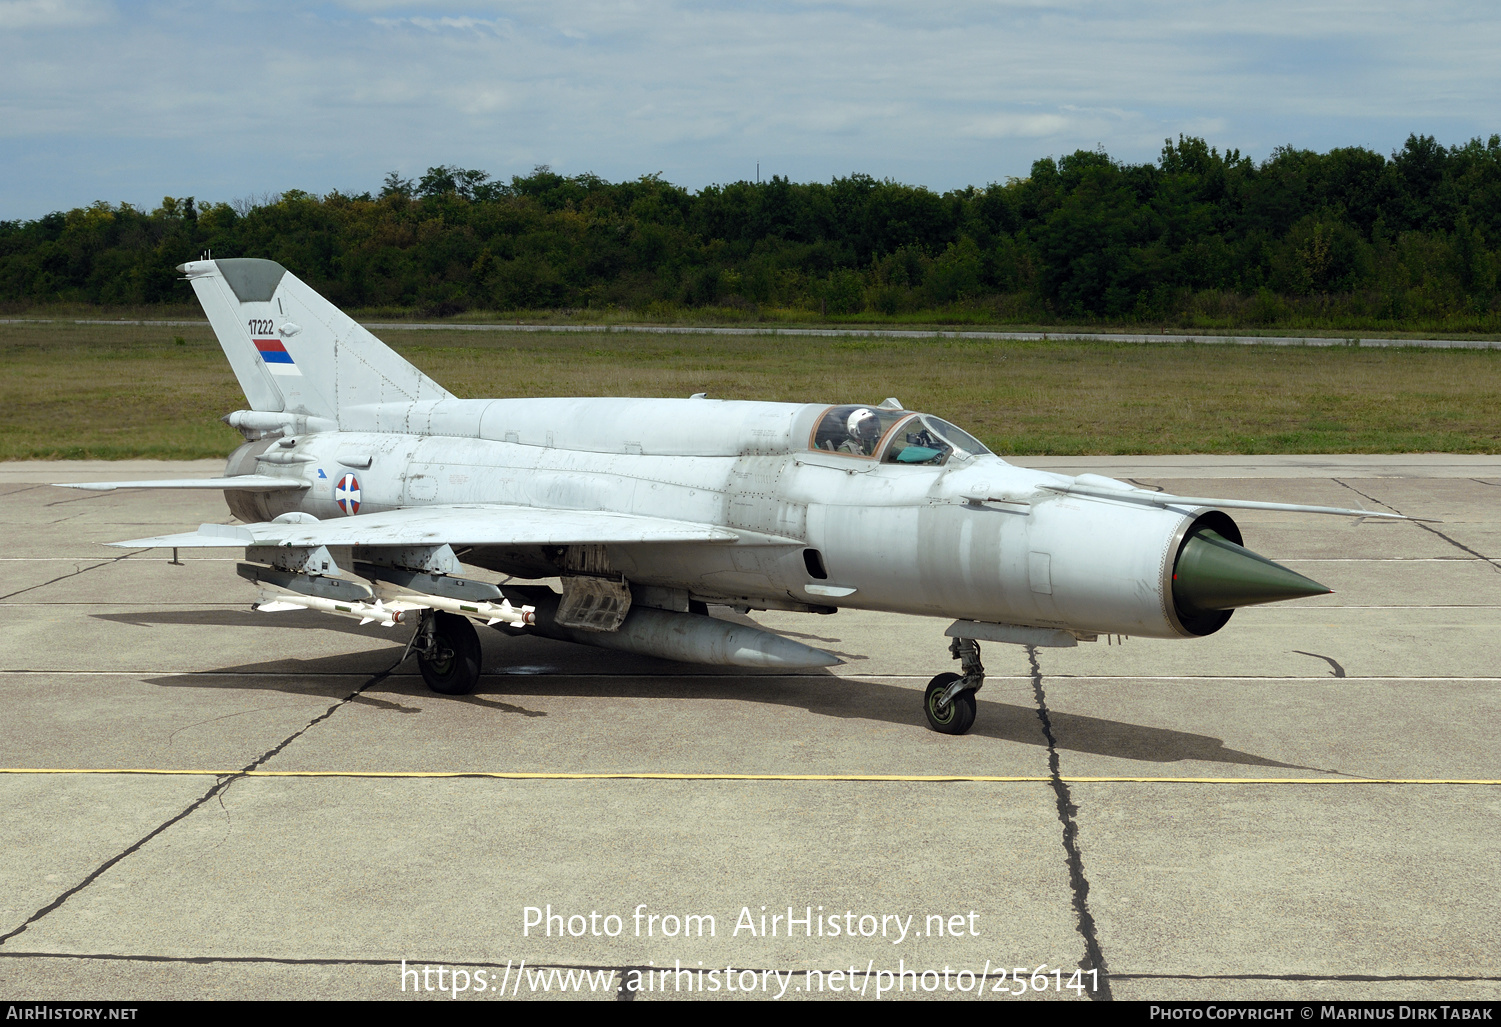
[1172,528,1332,616]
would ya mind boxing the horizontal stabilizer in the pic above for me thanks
[55,476,308,493]
[107,504,744,549]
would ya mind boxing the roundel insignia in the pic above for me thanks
[335,473,361,515]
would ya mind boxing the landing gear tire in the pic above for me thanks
[418,611,482,695]
[924,672,977,735]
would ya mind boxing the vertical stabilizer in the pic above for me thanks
[177,258,452,420]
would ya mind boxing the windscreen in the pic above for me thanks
[926,417,989,456]
[810,406,992,464]
[881,415,992,465]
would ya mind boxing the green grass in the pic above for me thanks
[11,298,1501,341]
[3,321,1499,460]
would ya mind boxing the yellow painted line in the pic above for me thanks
[0,768,1497,784]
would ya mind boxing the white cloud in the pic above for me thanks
[1,1,1500,216]
[962,113,1075,140]
[0,0,111,29]
[373,15,508,34]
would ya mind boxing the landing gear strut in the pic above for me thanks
[924,637,984,735]
[407,609,482,695]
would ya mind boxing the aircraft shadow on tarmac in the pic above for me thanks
[104,610,1313,771]
[97,607,408,637]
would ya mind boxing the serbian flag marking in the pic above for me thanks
[335,474,361,515]
[254,338,303,376]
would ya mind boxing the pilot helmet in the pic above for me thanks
[846,407,880,443]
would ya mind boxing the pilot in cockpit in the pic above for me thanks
[838,408,882,456]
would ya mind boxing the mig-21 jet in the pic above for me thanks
[59,258,1422,734]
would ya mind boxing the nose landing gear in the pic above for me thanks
[924,637,983,735]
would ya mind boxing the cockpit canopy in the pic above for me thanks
[809,405,990,466]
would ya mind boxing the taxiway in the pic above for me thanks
[1,457,1497,1000]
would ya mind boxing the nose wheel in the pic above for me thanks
[408,610,483,695]
[924,673,976,734]
[923,637,984,735]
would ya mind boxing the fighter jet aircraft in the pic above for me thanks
[59,258,1422,734]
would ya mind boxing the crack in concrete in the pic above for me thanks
[0,657,402,946]
[46,510,101,526]
[217,658,402,802]
[1334,479,1501,573]
[44,492,113,507]
[0,551,145,602]
[164,703,309,748]
[0,774,230,947]
[1026,645,1112,1001]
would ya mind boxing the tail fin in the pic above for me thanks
[177,258,452,420]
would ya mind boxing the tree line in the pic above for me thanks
[2,134,1499,329]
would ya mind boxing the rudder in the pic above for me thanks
[178,257,452,420]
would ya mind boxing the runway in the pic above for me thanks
[2,457,1498,1001]
[7,318,1501,349]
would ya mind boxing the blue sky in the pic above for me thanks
[2,0,1498,219]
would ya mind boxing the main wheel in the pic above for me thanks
[418,611,482,695]
[924,672,977,735]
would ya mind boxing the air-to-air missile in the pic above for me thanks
[58,258,1428,734]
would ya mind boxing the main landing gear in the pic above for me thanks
[407,609,483,695]
[924,637,984,735]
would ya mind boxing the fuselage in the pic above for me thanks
[225,396,1206,639]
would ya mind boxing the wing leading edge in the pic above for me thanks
[55,476,308,493]
[109,504,748,549]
